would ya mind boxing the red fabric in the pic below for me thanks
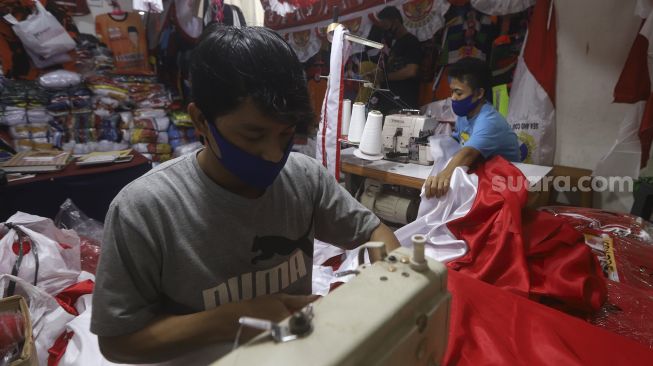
[54,280,95,316]
[0,312,24,355]
[640,93,653,168]
[47,331,73,366]
[447,157,607,313]
[523,0,557,106]
[444,270,653,366]
[614,22,650,103]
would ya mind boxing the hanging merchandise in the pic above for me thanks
[95,12,151,74]
[470,0,535,16]
[506,0,556,165]
[268,0,449,66]
[175,0,203,40]
[52,0,90,16]
[3,1,76,59]
[400,0,450,42]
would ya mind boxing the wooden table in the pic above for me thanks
[0,152,151,221]
[341,147,553,206]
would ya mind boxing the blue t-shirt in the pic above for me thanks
[453,103,520,162]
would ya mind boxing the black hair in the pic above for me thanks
[127,26,138,33]
[448,57,491,93]
[378,6,403,24]
[190,24,315,130]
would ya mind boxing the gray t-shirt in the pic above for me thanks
[91,150,380,338]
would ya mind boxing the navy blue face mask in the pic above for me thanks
[452,94,482,117]
[208,123,293,190]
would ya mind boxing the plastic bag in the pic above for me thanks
[54,199,103,246]
[0,274,75,366]
[0,213,81,296]
[38,70,82,90]
[3,1,76,59]
[54,200,103,275]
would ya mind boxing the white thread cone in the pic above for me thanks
[341,99,352,137]
[355,110,384,160]
[347,102,366,143]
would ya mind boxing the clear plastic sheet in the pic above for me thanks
[590,281,653,350]
[541,206,653,348]
[54,199,103,275]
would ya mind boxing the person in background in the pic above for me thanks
[91,25,400,365]
[425,57,520,198]
[372,6,421,113]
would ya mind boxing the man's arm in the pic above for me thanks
[99,294,316,363]
[387,64,419,81]
[424,147,481,199]
[370,222,401,253]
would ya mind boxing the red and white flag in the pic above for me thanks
[595,3,653,178]
[506,0,557,165]
[316,25,351,178]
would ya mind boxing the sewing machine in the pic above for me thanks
[213,239,451,366]
[382,113,438,165]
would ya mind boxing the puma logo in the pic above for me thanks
[250,215,314,264]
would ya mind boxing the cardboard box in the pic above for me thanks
[0,295,37,366]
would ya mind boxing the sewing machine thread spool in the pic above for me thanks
[348,102,366,143]
[356,110,384,159]
[341,99,352,138]
[410,234,428,272]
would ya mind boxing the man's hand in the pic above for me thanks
[242,293,318,323]
[239,294,319,340]
[98,293,319,363]
[424,169,453,199]
[424,147,481,199]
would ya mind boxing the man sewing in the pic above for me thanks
[91,25,400,365]
[371,6,421,113]
[425,57,520,198]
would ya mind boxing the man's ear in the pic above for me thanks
[188,103,209,136]
[475,87,485,101]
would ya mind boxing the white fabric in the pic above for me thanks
[133,0,164,13]
[394,136,474,262]
[174,0,203,39]
[596,9,653,182]
[470,0,535,15]
[506,46,556,165]
[636,0,653,19]
[225,0,265,26]
[312,136,477,288]
[316,24,351,178]
[266,0,296,16]
[595,102,643,180]
[311,265,335,296]
[0,212,81,296]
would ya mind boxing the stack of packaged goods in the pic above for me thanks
[117,75,173,163]
[168,110,201,157]
[0,81,53,151]
[38,70,93,152]
[73,34,115,76]
[75,74,130,153]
